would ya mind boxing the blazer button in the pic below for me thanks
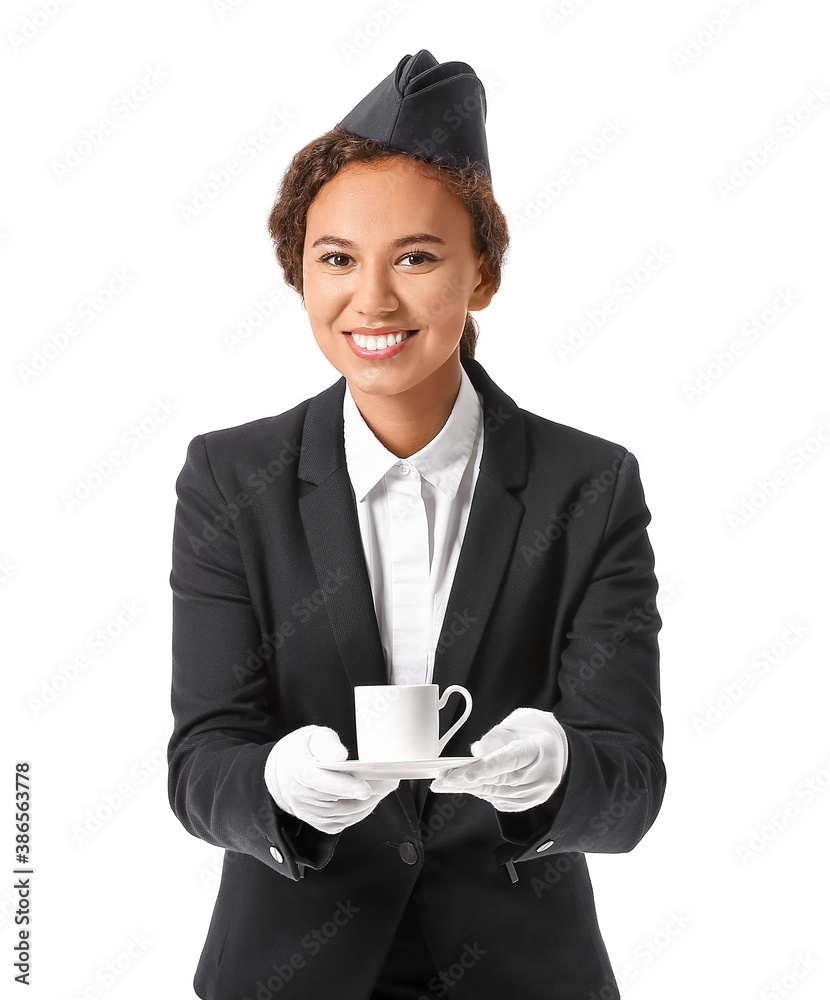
[535,840,554,852]
[270,846,284,863]
[398,841,418,865]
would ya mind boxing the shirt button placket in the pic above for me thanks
[386,463,430,689]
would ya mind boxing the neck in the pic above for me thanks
[347,354,464,459]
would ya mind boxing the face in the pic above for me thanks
[301,157,494,402]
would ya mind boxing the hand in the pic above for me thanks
[429,707,569,812]
[264,725,399,835]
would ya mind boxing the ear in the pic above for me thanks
[468,253,496,311]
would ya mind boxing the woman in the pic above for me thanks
[168,50,665,1000]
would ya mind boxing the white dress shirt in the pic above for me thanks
[343,366,484,782]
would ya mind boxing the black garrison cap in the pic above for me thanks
[338,49,491,181]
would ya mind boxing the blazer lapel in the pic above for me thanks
[297,376,389,692]
[413,358,528,814]
[429,366,527,701]
[295,357,529,823]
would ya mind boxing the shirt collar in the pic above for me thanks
[343,365,482,503]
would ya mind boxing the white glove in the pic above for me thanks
[264,725,399,835]
[429,707,569,812]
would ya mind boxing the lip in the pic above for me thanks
[344,328,419,360]
[348,326,412,337]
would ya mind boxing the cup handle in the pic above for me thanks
[437,685,473,754]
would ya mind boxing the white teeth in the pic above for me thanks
[351,330,412,350]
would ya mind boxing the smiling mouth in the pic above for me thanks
[345,329,419,350]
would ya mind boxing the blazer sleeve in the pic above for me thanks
[167,433,340,882]
[496,449,666,859]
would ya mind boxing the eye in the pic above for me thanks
[399,252,435,266]
[317,252,354,268]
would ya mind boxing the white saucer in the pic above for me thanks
[317,756,478,780]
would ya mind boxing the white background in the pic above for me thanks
[3,0,829,997]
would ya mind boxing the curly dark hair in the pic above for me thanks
[266,124,510,359]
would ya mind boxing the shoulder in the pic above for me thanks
[466,356,632,477]
[198,395,310,467]
[520,406,630,471]
[511,408,650,534]
[175,382,330,497]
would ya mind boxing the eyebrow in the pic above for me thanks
[310,232,447,250]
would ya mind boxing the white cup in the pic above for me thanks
[354,684,473,762]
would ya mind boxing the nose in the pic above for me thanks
[350,258,399,316]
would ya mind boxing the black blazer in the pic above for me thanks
[167,355,666,1000]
